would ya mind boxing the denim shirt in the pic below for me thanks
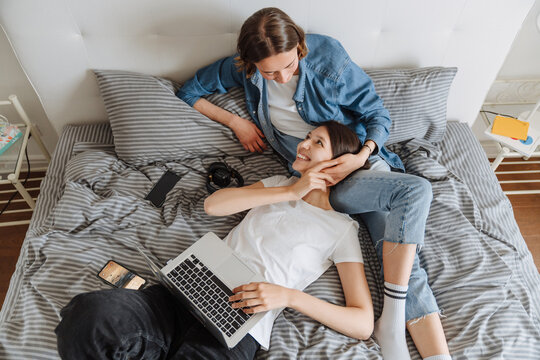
[177,34,404,171]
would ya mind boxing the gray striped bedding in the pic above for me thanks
[93,70,252,166]
[1,109,539,358]
[366,67,457,145]
[93,67,457,167]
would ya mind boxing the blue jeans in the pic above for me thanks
[276,131,439,321]
[55,285,259,359]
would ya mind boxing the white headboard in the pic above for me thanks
[0,0,535,135]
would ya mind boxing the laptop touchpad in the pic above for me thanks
[216,254,255,289]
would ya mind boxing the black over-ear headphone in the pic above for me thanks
[206,162,244,194]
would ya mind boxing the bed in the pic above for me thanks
[1,1,539,359]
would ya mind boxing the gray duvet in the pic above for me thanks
[0,118,539,359]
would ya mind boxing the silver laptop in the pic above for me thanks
[137,232,266,349]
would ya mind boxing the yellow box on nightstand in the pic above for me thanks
[491,115,529,140]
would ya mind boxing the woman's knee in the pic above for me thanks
[403,176,432,207]
[62,289,135,322]
[415,177,433,202]
[55,289,144,357]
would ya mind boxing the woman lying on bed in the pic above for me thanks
[54,121,373,360]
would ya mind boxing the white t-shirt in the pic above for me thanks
[267,76,316,138]
[222,175,363,350]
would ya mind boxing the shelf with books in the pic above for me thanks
[0,95,50,220]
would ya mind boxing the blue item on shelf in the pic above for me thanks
[0,124,23,155]
[520,135,533,145]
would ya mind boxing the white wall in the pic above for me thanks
[498,0,540,78]
[471,0,540,155]
[0,27,57,169]
[1,2,539,163]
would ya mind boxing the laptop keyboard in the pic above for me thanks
[166,254,252,337]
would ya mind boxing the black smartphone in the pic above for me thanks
[97,260,147,290]
[144,170,181,207]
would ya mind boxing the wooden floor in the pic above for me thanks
[0,170,44,305]
[1,162,540,306]
[496,157,540,270]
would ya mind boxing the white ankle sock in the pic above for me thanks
[424,355,452,360]
[374,281,411,360]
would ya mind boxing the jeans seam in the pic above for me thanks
[400,180,410,243]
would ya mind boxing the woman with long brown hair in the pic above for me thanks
[55,122,373,359]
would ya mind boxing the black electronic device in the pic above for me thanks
[206,162,244,194]
[97,260,147,290]
[145,170,181,207]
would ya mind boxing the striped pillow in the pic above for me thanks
[94,67,456,165]
[365,67,457,145]
[93,69,248,165]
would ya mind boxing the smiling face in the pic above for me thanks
[292,126,333,173]
[254,47,299,84]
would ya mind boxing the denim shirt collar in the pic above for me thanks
[250,71,264,89]
[293,59,306,102]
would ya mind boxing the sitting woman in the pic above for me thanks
[54,121,373,360]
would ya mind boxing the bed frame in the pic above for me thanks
[0,1,538,359]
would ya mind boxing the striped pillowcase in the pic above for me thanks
[366,67,457,145]
[93,69,248,166]
[365,67,457,145]
[94,67,456,166]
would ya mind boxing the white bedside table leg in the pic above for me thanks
[10,95,52,163]
[491,147,510,171]
[8,173,35,209]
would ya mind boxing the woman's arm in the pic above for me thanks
[338,62,391,155]
[204,161,337,216]
[322,63,387,184]
[204,181,294,216]
[176,55,267,152]
[193,99,266,152]
[230,262,374,340]
[290,262,373,339]
[176,56,243,106]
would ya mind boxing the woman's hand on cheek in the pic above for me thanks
[229,282,293,314]
[290,160,337,199]
[323,153,367,184]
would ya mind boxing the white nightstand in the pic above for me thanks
[0,95,51,224]
[484,99,540,169]
[481,98,540,195]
